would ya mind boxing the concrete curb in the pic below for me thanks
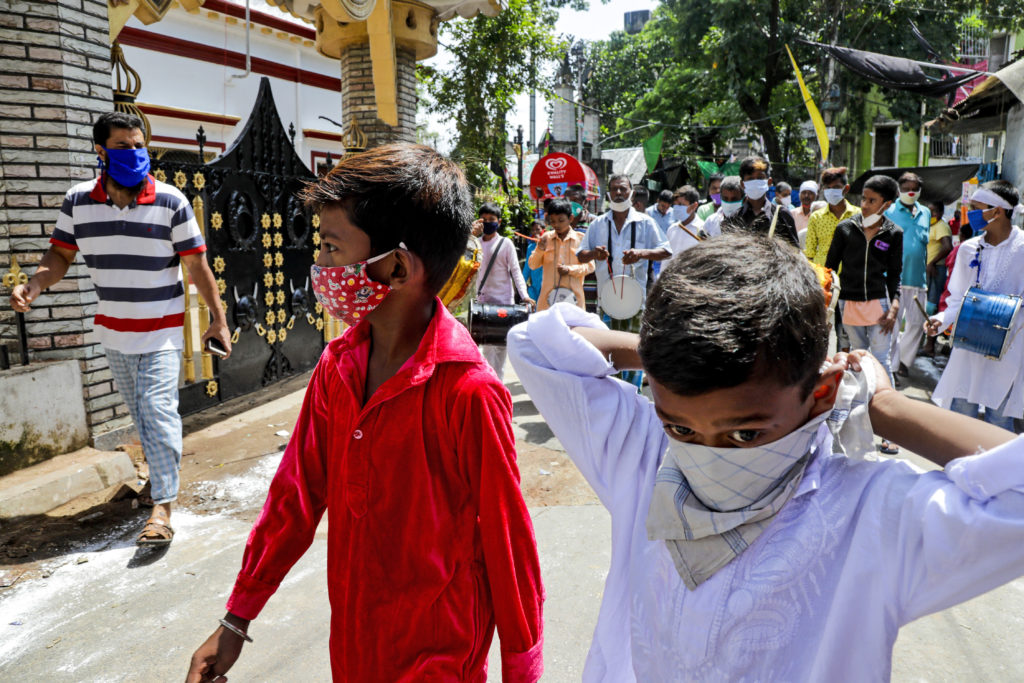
[0,447,135,519]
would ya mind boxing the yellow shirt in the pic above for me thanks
[528,229,594,311]
[927,219,953,264]
[804,200,860,266]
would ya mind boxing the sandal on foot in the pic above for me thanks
[137,518,174,546]
[879,440,899,455]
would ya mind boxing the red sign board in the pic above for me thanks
[529,153,600,200]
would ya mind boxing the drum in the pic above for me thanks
[599,275,644,320]
[951,287,1022,360]
[468,301,531,345]
[547,286,580,307]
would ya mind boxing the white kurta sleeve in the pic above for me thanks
[507,304,668,508]
[932,241,975,331]
[891,435,1024,624]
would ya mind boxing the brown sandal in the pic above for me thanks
[136,518,174,546]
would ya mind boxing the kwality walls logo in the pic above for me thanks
[542,155,569,180]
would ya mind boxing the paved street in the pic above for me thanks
[2,358,1024,681]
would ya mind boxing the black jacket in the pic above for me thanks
[825,213,903,302]
[721,199,800,247]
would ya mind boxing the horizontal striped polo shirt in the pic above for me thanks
[50,174,206,354]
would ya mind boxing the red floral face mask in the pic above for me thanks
[310,243,405,326]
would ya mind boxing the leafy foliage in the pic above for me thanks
[579,0,1024,180]
[417,0,574,171]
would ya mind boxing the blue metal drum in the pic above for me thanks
[952,287,1022,360]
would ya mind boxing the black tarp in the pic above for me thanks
[815,43,979,99]
[849,164,980,205]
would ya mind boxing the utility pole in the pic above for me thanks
[515,125,524,192]
[572,40,585,161]
[529,51,536,152]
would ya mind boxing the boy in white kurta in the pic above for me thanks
[926,180,1024,430]
[508,232,1024,682]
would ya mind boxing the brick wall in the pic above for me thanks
[340,43,417,148]
[0,0,133,446]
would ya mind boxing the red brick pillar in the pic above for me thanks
[0,0,132,448]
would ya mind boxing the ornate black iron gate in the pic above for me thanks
[152,78,327,415]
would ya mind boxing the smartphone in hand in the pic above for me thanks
[205,337,229,358]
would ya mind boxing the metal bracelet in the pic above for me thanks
[219,618,253,643]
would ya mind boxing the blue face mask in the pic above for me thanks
[967,208,990,234]
[102,147,151,188]
[482,221,500,235]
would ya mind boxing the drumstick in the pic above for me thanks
[912,295,928,318]
[767,205,780,239]
[676,222,704,242]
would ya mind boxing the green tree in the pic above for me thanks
[579,0,1024,179]
[417,0,579,173]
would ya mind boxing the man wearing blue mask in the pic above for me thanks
[721,156,799,247]
[645,189,674,236]
[699,175,742,240]
[926,180,1024,430]
[885,172,931,378]
[9,112,231,546]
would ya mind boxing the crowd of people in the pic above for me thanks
[9,113,1024,682]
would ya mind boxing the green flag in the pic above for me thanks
[642,130,664,174]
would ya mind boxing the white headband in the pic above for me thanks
[971,188,1024,217]
[799,181,819,194]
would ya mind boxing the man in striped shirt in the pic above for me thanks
[9,111,231,546]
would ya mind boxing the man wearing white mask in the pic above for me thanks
[805,167,859,267]
[774,181,793,209]
[885,172,931,378]
[791,180,826,249]
[665,185,706,256]
[700,175,744,240]
[721,156,799,246]
[578,174,670,388]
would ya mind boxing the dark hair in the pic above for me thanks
[93,111,144,146]
[478,202,501,218]
[707,173,724,184]
[568,183,584,193]
[608,173,632,189]
[897,172,923,190]
[820,166,848,186]
[546,197,573,217]
[658,189,674,204]
[863,175,899,202]
[981,179,1020,218]
[632,185,650,204]
[300,143,472,293]
[675,185,700,204]
[960,223,974,241]
[926,200,945,219]
[738,155,770,180]
[639,233,828,399]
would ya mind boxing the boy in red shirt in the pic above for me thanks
[186,144,544,682]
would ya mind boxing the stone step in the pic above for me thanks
[0,447,135,519]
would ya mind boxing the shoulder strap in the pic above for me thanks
[477,236,505,291]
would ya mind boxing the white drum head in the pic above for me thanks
[599,276,643,319]
[547,286,579,307]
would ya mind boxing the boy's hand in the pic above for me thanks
[833,349,894,394]
[185,620,249,683]
[557,264,571,275]
[471,218,483,237]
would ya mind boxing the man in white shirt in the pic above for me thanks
[665,185,705,256]
[926,180,1024,430]
[472,201,533,381]
[509,233,1024,682]
[577,174,670,388]
[699,175,743,239]
[790,179,826,248]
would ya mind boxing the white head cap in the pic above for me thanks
[799,180,819,195]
